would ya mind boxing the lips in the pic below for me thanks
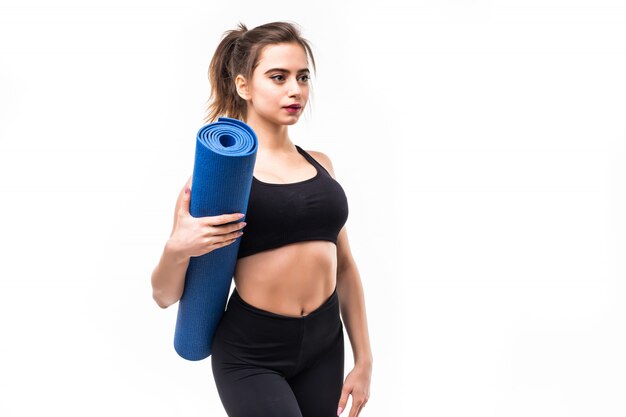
[284,104,301,109]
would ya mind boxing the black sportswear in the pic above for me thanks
[237,145,349,259]
[211,285,344,416]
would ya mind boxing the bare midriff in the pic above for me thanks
[233,240,338,317]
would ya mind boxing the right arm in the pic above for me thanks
[151,241,190,309]
[151,176,193,309]
[151,175,246,309]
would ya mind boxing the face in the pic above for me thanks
[236,42,311,126]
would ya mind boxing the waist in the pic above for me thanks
[229,284,339,321]
[233,240,337,317]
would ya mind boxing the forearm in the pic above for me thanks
[151,239,190,309]
[336,263,373,366]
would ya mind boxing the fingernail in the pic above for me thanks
[185,187,189,194]
[238,213,245,218]
[337,406,343,415]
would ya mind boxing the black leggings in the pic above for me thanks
[211,286,344,417]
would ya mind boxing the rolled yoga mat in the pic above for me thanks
[174,116,258,361]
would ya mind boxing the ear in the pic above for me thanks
[235,74,251,101]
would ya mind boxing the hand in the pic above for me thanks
[337,362,372,416]
[168,184,246,259]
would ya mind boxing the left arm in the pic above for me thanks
[335,226,373,367]
[310,150,372,416]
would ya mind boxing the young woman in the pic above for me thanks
[151,21,372,417]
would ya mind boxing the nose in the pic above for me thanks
[288,77,302,97]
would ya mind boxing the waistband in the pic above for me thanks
[229,286,338,321]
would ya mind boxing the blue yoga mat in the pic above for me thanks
[173,116,258,361]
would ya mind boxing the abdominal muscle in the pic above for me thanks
[232,240,338,317]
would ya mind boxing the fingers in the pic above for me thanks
[337,386,350,415]
[204,212,245,227]
[349,391,369,416]
[210,235,239,250]
[338,386,369,417]
[217,226,245,240]
[348,400,365,417]
[203,219,246,239]
[349,400,366,417]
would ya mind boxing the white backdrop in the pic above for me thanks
[1,1,625,416]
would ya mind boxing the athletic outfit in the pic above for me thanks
[211,145,350,417]
[236,145,349,260]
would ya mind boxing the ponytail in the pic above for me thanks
[204,22,248,123]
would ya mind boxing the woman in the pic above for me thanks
[151,21,372,417]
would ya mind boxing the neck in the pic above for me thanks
[245,111,293,154]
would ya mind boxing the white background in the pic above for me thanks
[1,0,625,416]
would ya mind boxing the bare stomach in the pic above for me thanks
[233,240,338,317]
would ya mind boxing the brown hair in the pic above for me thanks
[203,21,317,124]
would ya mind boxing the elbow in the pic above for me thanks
[151,265,185,309]
[152,289,178,309]
[152,291,169,309]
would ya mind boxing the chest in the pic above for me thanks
[245,177,349,228]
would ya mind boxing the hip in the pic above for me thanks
[211,285,343,377]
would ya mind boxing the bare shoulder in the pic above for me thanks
[306,149,336,179]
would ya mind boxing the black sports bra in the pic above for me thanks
[237,145,349,259]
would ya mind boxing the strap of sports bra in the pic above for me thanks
[296,145,331,176]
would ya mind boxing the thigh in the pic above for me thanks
[287,330,345,417]
[211,350,303,417]
[210,293,304,417]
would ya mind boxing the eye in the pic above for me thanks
[299,75,310,82]
[270,74,285,81]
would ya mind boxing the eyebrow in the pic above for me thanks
[264,68,310,75]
